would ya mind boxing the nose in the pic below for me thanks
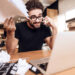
[36,18,39,22]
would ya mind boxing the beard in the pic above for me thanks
[29,22,41,29]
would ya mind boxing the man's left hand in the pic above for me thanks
[43,16,55,28]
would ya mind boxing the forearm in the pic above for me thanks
[44,16,57,49]
[6,32,18,54]
[45,26,57,49]
[51,25,57,35]
[50,26,57,49]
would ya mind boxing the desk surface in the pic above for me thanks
[10,50,75,75]
[11,50,51,61]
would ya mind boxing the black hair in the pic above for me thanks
[26,0,44,11]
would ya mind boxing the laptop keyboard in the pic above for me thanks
[38,63,48,71]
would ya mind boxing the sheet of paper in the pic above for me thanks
[0,0,28,23]
[10,0,28,17]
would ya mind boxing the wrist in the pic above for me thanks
[7,31,15,38]
[51,26,57,36]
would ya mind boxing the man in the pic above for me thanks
[4,0,57,54]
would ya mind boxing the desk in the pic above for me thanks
[11,50,51,75]
[10,50,75,75]
[11,50,51,61]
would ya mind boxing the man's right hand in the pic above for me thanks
[4,17,16,35]
[4,17,18,54]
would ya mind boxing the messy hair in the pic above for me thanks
[26,0,44,11]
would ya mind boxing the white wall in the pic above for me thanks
[57,0,75,32]
[59,0,75,15]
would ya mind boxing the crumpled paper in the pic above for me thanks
[16,58,32,75]
[0,50,10,63]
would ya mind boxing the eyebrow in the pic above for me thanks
[38,13,42,16]
[30,13,42,17]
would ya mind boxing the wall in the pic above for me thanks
[57,0,75,32]
[59,0,75,15]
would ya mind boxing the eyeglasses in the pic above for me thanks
[29,15,43,21]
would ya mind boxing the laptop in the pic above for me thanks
[30,31,75,75]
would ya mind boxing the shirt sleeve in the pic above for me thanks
[43,26,52,39]
[15,23,21,40]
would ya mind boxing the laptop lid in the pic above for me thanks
[46,31,75,75]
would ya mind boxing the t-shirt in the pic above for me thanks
[15,22,52,52]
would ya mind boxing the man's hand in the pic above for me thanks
[43,16,57,35]
[44,16,57,49]
[43,16,55,28]
[4,17,16,35]
[4,17,18,54]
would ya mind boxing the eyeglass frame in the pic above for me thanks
[29,15,43,21]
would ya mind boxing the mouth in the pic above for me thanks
[31,23,41,28]
[33,22,41,25]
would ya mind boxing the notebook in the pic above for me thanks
[30,31,75,75]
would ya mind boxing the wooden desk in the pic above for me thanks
[10,50,51,75]
[10,50,75,75]
[11,50,51,61]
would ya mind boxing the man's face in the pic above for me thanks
[28,9,43,28]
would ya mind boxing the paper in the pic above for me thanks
[16,59,32,75]
[10,0,28,17]
[0,50,10,63]
[0,0,28,23]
